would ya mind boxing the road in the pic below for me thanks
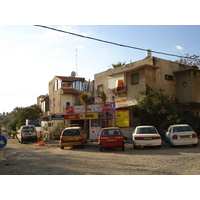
[1,138,200,175]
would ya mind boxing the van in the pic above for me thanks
[17,125,37,144]
[59,126,87,149]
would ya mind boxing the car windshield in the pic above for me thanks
[173,126,193,133]
[102,129,121,136]
[22,126,35,133]
[137,127,157,134]
[63,129,80,136]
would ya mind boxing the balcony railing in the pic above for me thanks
[114,86,127,93]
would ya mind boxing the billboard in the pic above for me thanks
[116,110,129,127]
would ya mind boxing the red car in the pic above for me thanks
[98,127,125,151]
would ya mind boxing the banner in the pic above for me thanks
[116,110,129,127]
[66,103,115,114]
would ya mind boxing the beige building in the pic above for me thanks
[94,55,200,126]
[38,75,94,131]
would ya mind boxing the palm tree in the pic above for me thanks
[112,61,126,68]
[97,90,108,127]
[79,92,92,133]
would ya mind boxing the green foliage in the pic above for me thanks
[79,92,92,132]
[135,86,200,135]
[0,104,42,131]
[112,61,126,68]
[135,86,176,126]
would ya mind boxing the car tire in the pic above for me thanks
[134,145,137,149]
[157,145,161,148]
[170,143,174,148]
[60,146,64,149]
[193,144,197,147]
[99,147,102,152]
[121,146,125,151]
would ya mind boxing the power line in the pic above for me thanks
[34,25,200,61]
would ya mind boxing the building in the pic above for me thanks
[38,75,93,132]
[94,54,200,136]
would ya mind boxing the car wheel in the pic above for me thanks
[60,146,64,149]
[121,146,125,151]
[193,144,197,147]
[99,147,102,151]
[21,140,24,144]
[170,143,174,148]
[157,145,161,148]
[134,145,137,149]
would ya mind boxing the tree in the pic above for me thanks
[0,105,41,131]
[79,92,92,132]
[112,61,126,68]
[135,86,176,129]
[175,53,200,68]
[97,90,108,127]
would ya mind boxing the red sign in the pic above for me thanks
[65,114,80,120]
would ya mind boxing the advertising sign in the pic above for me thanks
[66,103,115,114]
[51,114,65,120]
[116,110,129,127]
[80,113,98,119]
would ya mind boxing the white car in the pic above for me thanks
[165,124,198,147]
[132,126,162,149]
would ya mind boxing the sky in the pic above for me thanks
[0,25,200,113]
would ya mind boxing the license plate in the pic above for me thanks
[143,137,152,140]
[24,133,31,136]
[181,135,190,139]
[107,139,116,142]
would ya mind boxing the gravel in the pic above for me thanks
[1,138,200,175]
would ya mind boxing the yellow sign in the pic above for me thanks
[80,113,98,119]
[116,110,129,127]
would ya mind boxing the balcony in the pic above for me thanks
[114,86,127,94]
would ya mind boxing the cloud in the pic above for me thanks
[176,45,183,50]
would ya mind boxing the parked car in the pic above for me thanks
[17,125,37,144]
[165,124,198,147]
[98,127,125,151]
[59,126,87,149]
[132,126,162,149]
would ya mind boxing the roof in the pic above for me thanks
[108,64,160,76]
[173,68,200,74]
[55,76,85,82]
[62,88,81,95]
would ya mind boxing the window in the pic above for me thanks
[66,102,70,106]
[97,85,103,94]
[165,75,173,81]
[131,73,139,84]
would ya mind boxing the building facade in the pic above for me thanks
[94,55,200,129]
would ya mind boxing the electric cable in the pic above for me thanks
[34,25,200,61]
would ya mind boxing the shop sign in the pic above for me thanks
[116,110,129,127]
[80,113,98,119]
[51,114,65,120]
[65,114,80,120]
[66,103,115,114]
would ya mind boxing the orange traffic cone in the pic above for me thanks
[38,140,45,146]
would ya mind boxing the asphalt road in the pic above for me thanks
[1,138,200,175]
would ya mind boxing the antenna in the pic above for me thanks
[76,48,78,76]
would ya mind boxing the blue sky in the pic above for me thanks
[0,25,200,113]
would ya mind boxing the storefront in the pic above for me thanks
[65,103,116,140]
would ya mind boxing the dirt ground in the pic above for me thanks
[1,138,200,175]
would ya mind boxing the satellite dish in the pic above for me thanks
[71,71,76,77]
